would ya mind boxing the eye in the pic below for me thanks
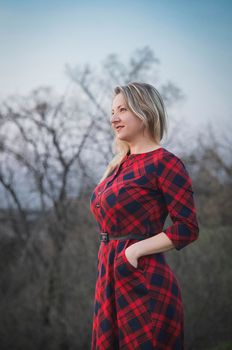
[111,107,126,116]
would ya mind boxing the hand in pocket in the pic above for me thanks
[124,245,139,269]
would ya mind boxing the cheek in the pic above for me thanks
[131,119,144,133]
[126,115,143,128]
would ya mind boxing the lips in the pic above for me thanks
[116,126,125,132]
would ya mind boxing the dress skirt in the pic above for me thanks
[91,237,184,350]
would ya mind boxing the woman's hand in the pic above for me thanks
[125,245,140,268]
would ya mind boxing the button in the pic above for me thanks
[95,203,100,207]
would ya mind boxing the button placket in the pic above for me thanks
[95,161,124,208]
[95,191,101,208]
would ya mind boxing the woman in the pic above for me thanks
[90,82,199,350]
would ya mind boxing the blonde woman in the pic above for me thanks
[90,82,199,349]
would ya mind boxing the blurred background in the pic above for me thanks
[0,0,231,349]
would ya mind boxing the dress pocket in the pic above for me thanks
[115,239,148,279]
[114,240,154,337]
[122,247,147,273]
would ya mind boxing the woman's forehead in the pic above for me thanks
[112,93,126,109]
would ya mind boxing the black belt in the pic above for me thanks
[100,232,150,243]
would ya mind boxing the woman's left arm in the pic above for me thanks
[127,154,200,262]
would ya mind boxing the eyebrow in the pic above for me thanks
[111,104,125,112]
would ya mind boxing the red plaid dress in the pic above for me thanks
[90,147,199,350]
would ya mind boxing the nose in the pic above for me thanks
[110,112,120,124]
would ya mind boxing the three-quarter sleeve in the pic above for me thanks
[157,154,199,251]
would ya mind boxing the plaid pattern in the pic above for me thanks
[90,147,199,349]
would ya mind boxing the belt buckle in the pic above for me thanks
[101,232,109,243]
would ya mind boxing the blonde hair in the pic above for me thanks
[99,81,168,183]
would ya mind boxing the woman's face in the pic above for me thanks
[111,92,144,142]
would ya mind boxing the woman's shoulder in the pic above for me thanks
[147,147,183,164]
[159,147,180,158]
[153,147,193,189]
[149,147,189,175]
[157,147,186,165]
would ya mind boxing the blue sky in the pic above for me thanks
[0,0,231,132]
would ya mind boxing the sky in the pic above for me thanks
[0,0,231,135]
